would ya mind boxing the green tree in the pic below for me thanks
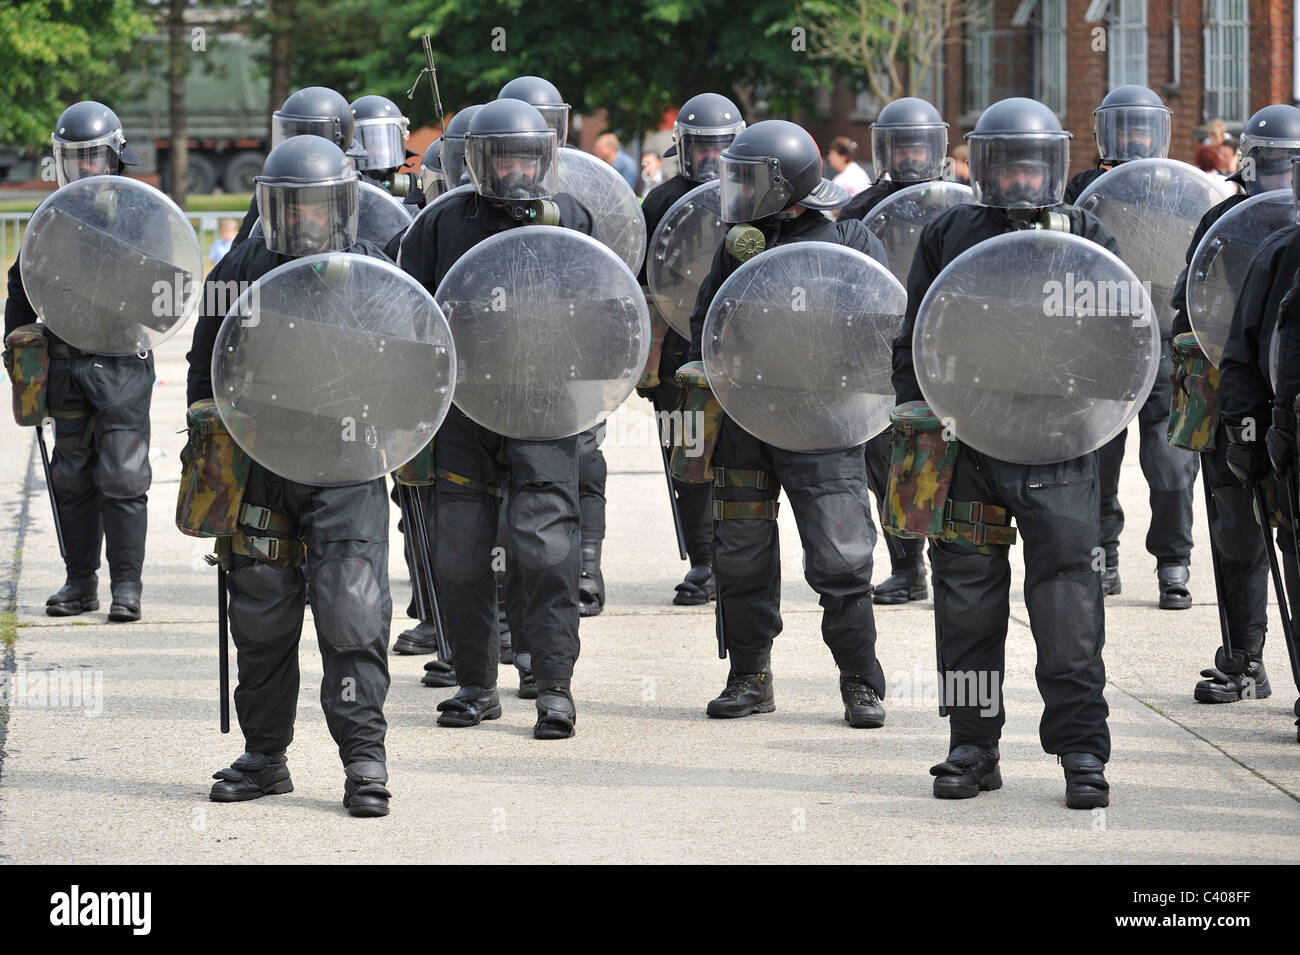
[0,0,152,147]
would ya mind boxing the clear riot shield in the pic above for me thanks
[864,180,975,288]
[914,230,1159,465]
[1075,158,1233,336]
[702,243,906,452]
[435,226,649,439]
[1188,189,1297,367]
[357,180,412,246]
[557,148,646,274]
[396,183,476,268]
[647,181,723,339]
[212,253,455,485]
[19,176,202,355]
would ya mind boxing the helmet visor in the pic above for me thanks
[465,130,558,201]
[679,131,741,182]
[718,154,792,223]
[255,178,358,256]
[535,105,571,148]
[420,164,447,204]
[441,138,470,187]
[355,119,407,172]
[271,112,345,149]
[870,125,947,182]
[1094,106,1170,162]
[51,140,118,187]
[968,134,1069,208]
[1241,141,1300,195]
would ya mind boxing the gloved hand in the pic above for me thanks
[636,386,656,401]
[1225,425,1270,487]
[1266,422,1297,478]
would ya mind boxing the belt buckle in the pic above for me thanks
[968,501,984,524]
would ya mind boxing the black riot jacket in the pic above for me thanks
[1169,194,1250,338]
[1063,165,1107,205]
[1221,224,1300,427]
[638,174,697,284]
[397,189,592,294]
[185,235,390,406]
[838,177,910,222]
[687,209,890,362]
[891,203,1120,406]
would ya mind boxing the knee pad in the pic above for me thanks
[51,441,95,498]
[96,430,151,499]
[228,562,304,644]
[311,557,383,648]
[713,516,777,580]
[510,484,577,570]
[1025,578,1101,676]
[434,496,496,583]
[799,490,874,582]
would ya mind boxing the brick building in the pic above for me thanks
[800,0,1297,178]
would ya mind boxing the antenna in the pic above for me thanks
[406,34,445,125]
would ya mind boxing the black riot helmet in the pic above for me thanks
[350,94,410,173]
[497,76,571,147]
[1092,85,1171,163]
[419,137,447,204]
[271,86,355,150]
[966,97,1071,209]
[465,99,558,203]
[664,92,745,182]
[718,120,849,223]
[1239,104,1300,196]
[440,104,482,188]
[51,101,140,187]
[870,97,947,183]
[255,135,358,256]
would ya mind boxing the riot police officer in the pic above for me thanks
[398,99,593,739]
[351,94,419,200]
[686,120,892,727]
[186,136,396,816]
[840,97,949,605]
[4,102,151,623]
[893,98,1117,809]
[638,91,745,605]
[1064,85,1171,203]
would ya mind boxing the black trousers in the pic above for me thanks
[226,466,391,767]
[47,350,153,583]
[931,447,1110,760]
[710,415,884,691]
[1098,343,1198,568]
[1201,432,1269,654]
[433,406,581,688]
[864,429,925,573]
[577,423,607,541]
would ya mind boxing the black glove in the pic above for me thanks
[1225,424,1270,487]
[1267,423,1297,478]
[636,386,656,401]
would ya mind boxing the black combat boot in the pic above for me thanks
[393,620,439,655]
[421,655,458,688]
[46,575,99,617]
[436,684,503,727]
[108,580,141,622]
[1194,646,1271,703]
[1060,752,1109,809]
[209,751,293,802]
[706,670,775,718]
[930,743,1002,799]
[673,564,716,605]
[534,681,577,739]
[578,540,605,617]
[343,761,391,818]
[1157,561,1191,610]
[872,563,927,605]
[1100,558,1121,596]
[840,674,885,728]
[515,651,538,699]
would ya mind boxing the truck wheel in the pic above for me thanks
[162,153,218,195]
[222,151,265,194]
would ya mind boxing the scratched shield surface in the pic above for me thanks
[864,179,975,288]
[434,226,650,439]
[212,252,455,485]
[647,180,724,339]
[1187,189,1297,368]
[557,148,647,274]
[914,230,1159,465]
[1076,157,1232,337]
[701,243,906,452]
[356,180,413,247]
[396,183,476,268]
[20,176,202,355]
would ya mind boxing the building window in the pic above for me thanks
[1030,0,1067,115]
[1204,0,1250,123]
[1107,0,1148,89]
[967,0,1064,117]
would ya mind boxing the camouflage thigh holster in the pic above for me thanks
[1168,332,1220,452]
[4,324,50,427]
[711,466,780,520]
[211,503,306,569]
[884,401,959,539]
[394,439,436,486]
[636,289,671,391]
[669,360,724,484]
[176,398,253,538]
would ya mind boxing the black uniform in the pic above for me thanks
[186,235,394,770]
[1063,166,1106,205]
[892,204,1118,759]
[837,177,903,223]
[687,211,891,687]
[638,173,714,568]
[398,190,593,691]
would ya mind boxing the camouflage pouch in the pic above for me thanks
[1168,332,1220,452]
[885,401,958,539]
[394,439,435,486]
[636,290,670,391]
[669,360,724,484]
[176,399,252,538]
[4,324,50,427]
